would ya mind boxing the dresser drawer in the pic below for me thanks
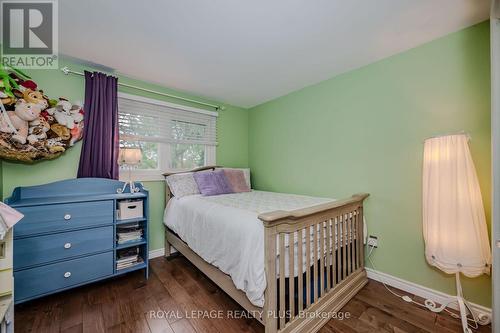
[14,226,113,269]
[14,201,113,238]
[14,251,113,302]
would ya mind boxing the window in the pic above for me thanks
[118,93,217,180]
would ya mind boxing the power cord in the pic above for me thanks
[365,243,478,330]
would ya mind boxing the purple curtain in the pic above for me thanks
[77,71,119,179]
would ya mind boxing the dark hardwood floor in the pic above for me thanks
[15,257,491,333]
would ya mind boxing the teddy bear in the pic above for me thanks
[27,116,50,144]
[0,99,43,144]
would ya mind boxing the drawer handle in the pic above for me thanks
[64,242,72,249]
[64,271,71,278]
[64,214,72,221]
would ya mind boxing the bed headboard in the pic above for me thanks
[163,165,221,205]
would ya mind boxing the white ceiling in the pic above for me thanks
[59,0,489,108]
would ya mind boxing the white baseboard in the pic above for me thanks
[365,267,491,318]
[148,248,165,259]
[149,247,179,259]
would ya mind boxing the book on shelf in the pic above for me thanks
[116,247,144,270]
[116,224,143,244]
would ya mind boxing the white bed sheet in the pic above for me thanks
[163,190,352,307]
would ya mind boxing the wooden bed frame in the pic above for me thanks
[163,166,369,333]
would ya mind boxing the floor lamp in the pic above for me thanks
[422,134,491,333]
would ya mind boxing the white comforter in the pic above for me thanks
[163,190,335,307]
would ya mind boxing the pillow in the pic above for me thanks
[222,168,251,189]
[193,170,233,196]
[223,169,250,193]
[166,173,200,198]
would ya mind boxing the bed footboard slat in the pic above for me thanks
[306,226,311,307]
[359,207,365,270]
[297,228,304,312]
[342,214,347,280]
[279,234,286,329]
[288,231,295,320]
[326,219,331,292]
[353,211,358,271]
[334,217,338,287]
[313,224,318,303]
[319,221,325,298]
[347,213,352,276]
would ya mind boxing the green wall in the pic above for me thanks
[1,58,249,251]
[248,22,491,306]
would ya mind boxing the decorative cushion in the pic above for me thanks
[193,170,233,196]
[223,168,251,188]
[223,169,251,193]
[166,173,200,198]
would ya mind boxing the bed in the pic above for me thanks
[163,166,369,333]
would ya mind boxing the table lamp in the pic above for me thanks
[422,134,491,332]
[118,148,142,193]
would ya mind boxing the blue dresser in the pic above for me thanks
[5,178,149,304]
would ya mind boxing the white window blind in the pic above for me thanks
[118,95,218,146]
[117,93,218,180]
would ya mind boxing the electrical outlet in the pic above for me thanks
[367,235,378,248]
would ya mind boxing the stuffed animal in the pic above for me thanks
[69,122,83,146]
[0,90,15,106]
[46,98,82,129]
[47,107,74,129]
[27,116,50,144]
[50,123,70,140]
[45,138,65,153]
[70,104,84,123]
[0,99,43,144]
[22,89,48,109]
[20,80,37,91]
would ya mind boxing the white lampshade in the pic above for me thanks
[118,148,142,166]
[422,134,491,277]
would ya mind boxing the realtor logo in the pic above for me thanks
[1,0,58,68]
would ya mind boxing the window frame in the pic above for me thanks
[117,93,217,182]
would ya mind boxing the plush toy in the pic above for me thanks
[45,138,65,153]
[47,107,73,129]
[0,67,29,106]
[0,99,43,144]
[22,89,48,109]
[47,98,82,129]
[0,90,15,106]
[50,123,70,140]
[27,116,50,144]
[70,104,84,123]
[69,122,83,146]
[20,80,37,91]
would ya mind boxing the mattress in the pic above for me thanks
[163,190,359,307]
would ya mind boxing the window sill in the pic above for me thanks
[119,172,165,182]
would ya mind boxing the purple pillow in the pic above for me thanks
[193,170,233,196]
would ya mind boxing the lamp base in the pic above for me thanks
[424,273,490,333]
[116,181,140,194]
